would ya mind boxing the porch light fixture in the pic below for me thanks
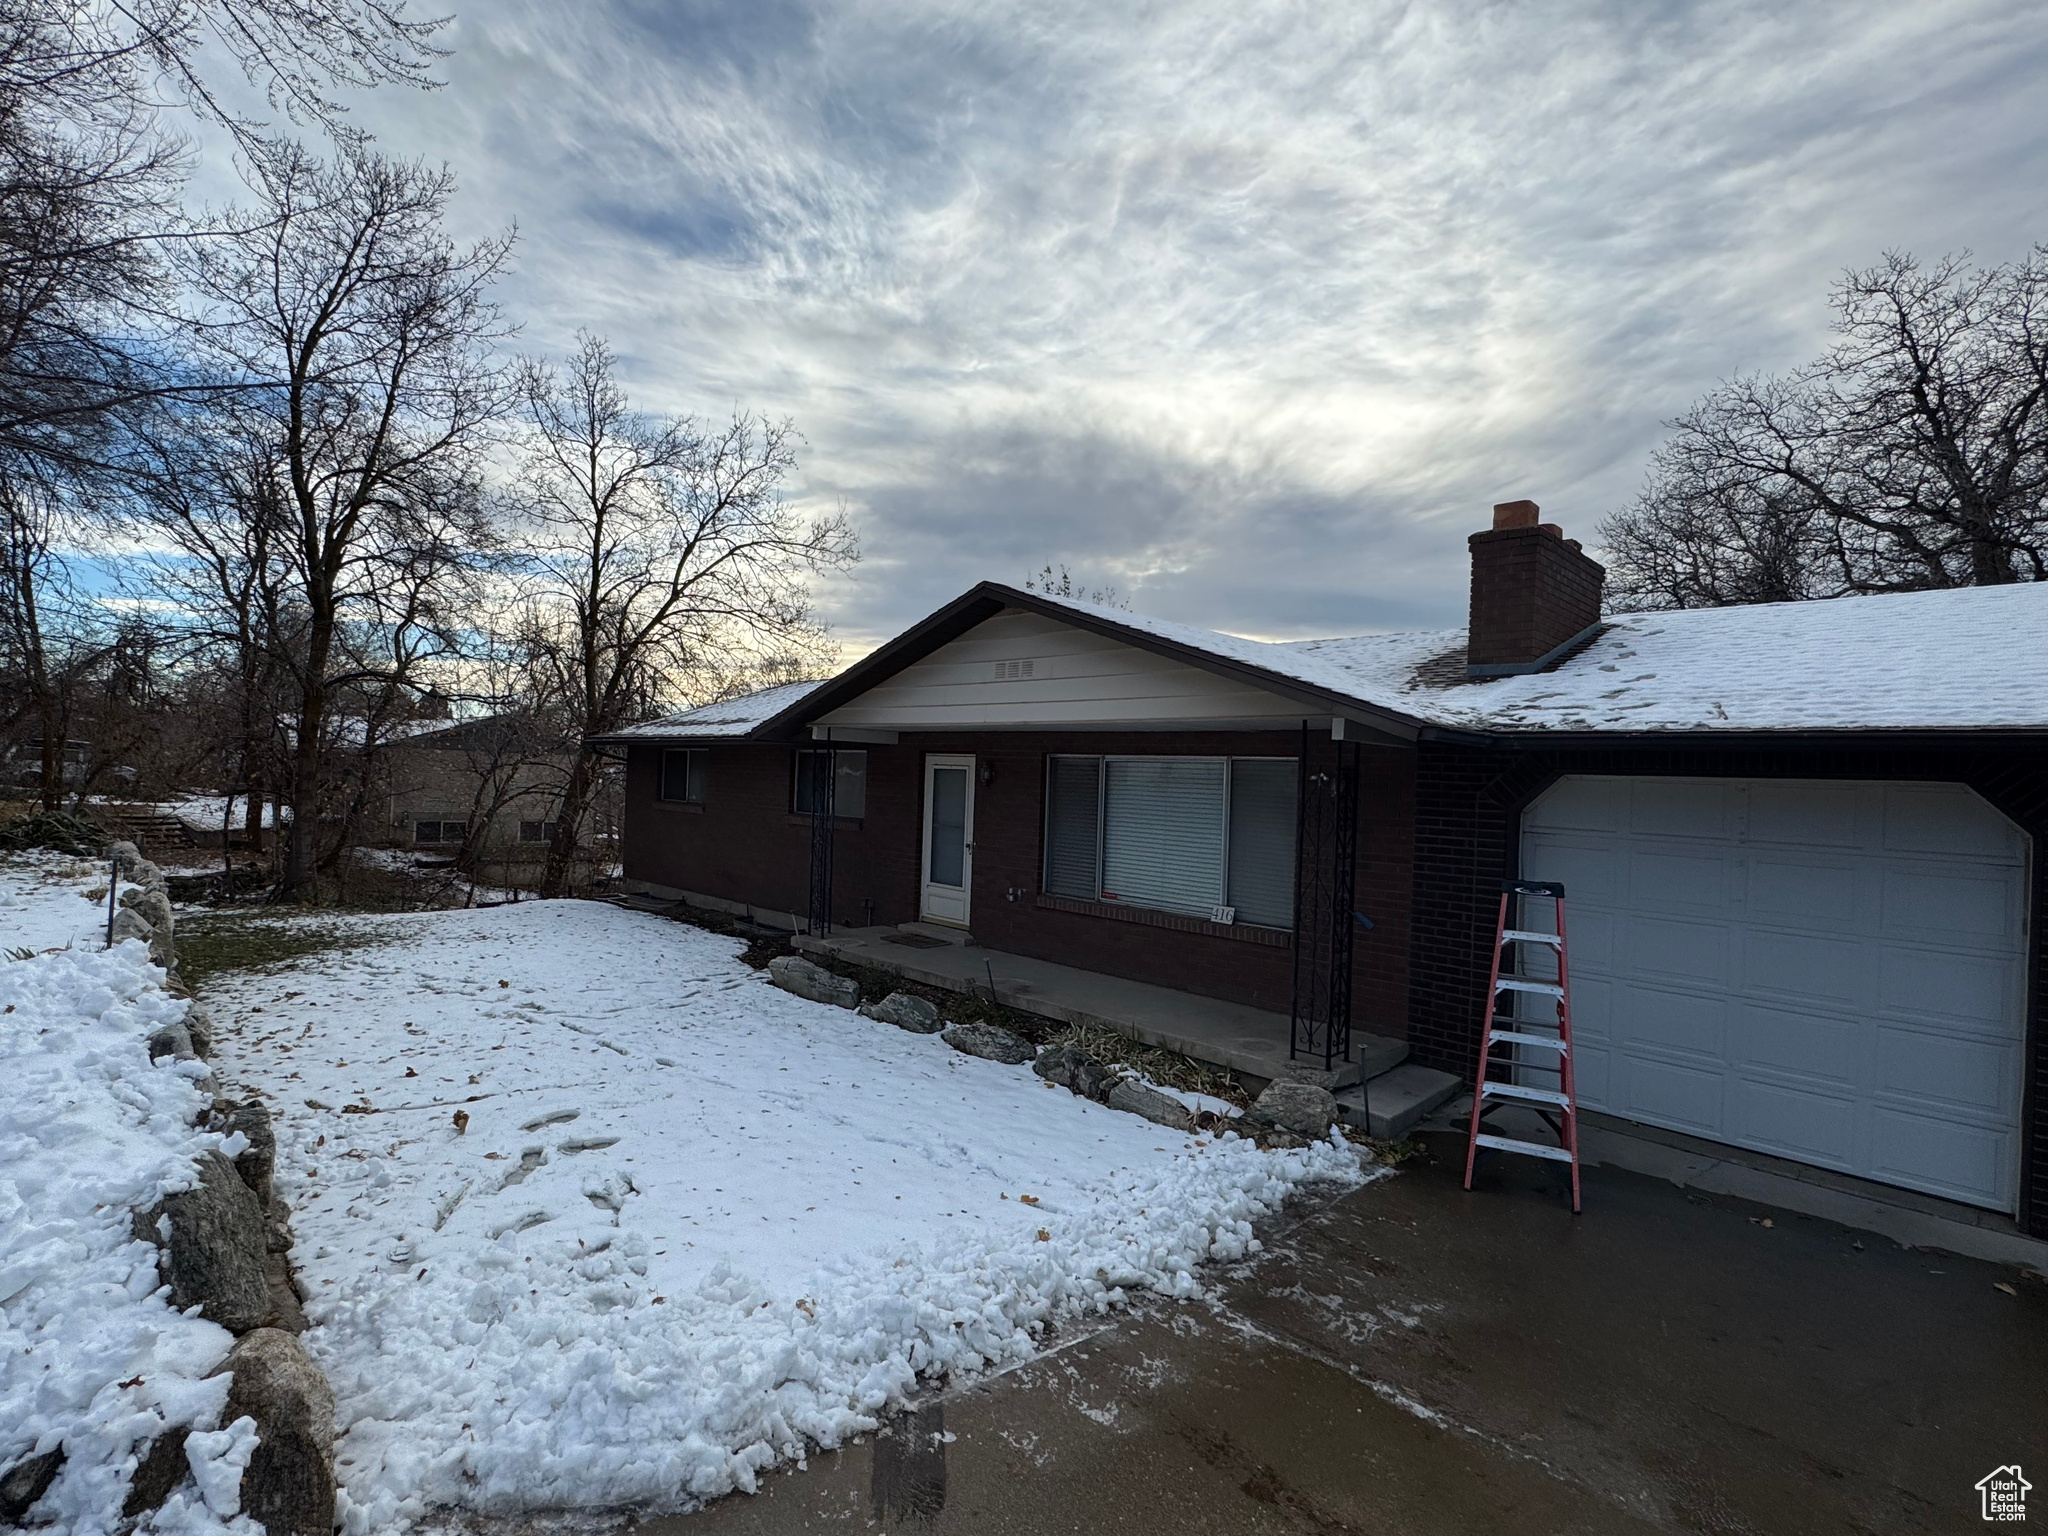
[980,761,996,786]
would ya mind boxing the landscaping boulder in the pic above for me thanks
[149,1020,198,1063]
[859,991,943,1033]
[212,1328,336,1536]
[131,857,168,892]
[218,1099,277,1205]
[110,905,155,947]
[122,1429,190,1518]
[121,884,175,930]
[264,1197,295,1254]
[1033,1044,1114,1101]
[940,1021,1035,1065]
[110,838,143,873]
[0,1447,63,1524]
[767,955,860,1009]
[262,1251,309,1334]
[1106,1078,1196,1131]
[135,1150,271,1333]
[1245,1080,1341,1138]
[184,1002,215,1059]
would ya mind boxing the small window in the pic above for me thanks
[660,748,707,803]
[414,819,466,846]
[518,819,559,844]
[794,749,867,818]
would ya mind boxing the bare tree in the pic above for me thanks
[0,458,96,805]
[175,138,510,899]
[1603,248,2048,609]
[512,332,856,897]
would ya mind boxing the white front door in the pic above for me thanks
[1522,776,2029,1212]
[921,754,975,926]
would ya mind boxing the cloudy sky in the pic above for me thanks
[246,0,2048,652]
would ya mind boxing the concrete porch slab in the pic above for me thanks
[793,926,1405,1090]
[1336,1062,1465,1140]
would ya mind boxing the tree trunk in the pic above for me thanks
[281,679,325,901]
[540,749,595,898]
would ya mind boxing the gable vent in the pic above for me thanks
[992,659,1037,681]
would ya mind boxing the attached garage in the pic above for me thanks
[1521,776,2031,1213]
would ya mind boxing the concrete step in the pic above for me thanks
[1337,1062,1466,1140]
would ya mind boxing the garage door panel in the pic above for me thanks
[1522,775,2027,1214]
[1525,838,1623,907]
[1748,782,1863,848]
[1879,948,2016,1028]
[1622,914,1731,985]
[1616,1054,1725,1133]
[1628,848,1734,909]
[1874,1024,2013,1113]
[1867,1108,2013,1208]
[1881,869,2022,944]
[1728,1003,1859,1083]
[1611,983,1724,1057]
[1726,1078,1857,1166]
[1629,779,1738,839]
[1742,929,1870,1010]
[1882,785,2026,860]
[1745,858,1864,928]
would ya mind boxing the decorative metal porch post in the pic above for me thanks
[806,743,836,936]
[1288,722,1361,1071]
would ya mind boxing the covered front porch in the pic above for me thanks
[790,919,1462,1138]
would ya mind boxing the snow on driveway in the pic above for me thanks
[203,900,1365,1530]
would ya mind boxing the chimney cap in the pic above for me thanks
[1492,499,1540,530]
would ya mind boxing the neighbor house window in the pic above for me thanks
[413,819,467,846]
[518,819,559,844]
[794,749,867,819]
[660,748,707,803]
[1042,756,1297,928]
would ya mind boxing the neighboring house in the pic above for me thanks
[592,500,2048,1238]
[378,715,577,871]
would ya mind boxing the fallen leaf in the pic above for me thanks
[498,980,509,988]
[1019,1194,1039,1205]
[1762,1218,1773,1228]
[796,1298,816,1318]
[404,1067,418,1078]
[484,1151,504,1160]
[1994,1282,2017,1296]
[652,1296,665,1304]
[1036,1229,1050,1242]
[452,1109,470,1135]
[118,1375,145,1389]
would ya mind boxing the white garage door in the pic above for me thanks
[1521,777,2030,1212]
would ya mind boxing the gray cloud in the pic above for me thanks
[332,0,2047,649]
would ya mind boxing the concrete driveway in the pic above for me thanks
[658,1130,2044,1535]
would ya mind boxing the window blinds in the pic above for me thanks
[1101,757,1227,916]
[1043,756,1103,899]
[1226,758,1297,927]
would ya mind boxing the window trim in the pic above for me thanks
[1041,753,1297,930]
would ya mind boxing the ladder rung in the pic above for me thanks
[1500,930,1562,947]
[1489,1029,1568,1052]
[1472,1132,1576,1164]
[1480,1080,1573,1108]
[1496,978,1564,998]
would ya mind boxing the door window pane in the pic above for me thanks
[928,767,968,887]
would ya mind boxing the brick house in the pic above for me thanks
[594,501,2048,1238]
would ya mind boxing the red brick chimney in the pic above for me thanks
[1466,500,1605,677]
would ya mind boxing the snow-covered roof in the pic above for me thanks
[1292,581,2048,734]
[599,680,829,743]
[594,581,2048,745]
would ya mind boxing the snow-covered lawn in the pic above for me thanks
[198,899,1366,1530]
[1,854,265,1536]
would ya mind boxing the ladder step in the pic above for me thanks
[1489,1029,1568,1052]
[1496,978,1564,998]
[1472,1132,1576,1165]
[1500,930,1563,947]
[1480,1080,1573,1108]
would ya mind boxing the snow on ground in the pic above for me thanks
[199,899,1366,1530]
[1,851,115,953]
[0,856,262,1535]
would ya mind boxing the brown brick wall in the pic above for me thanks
[1466,527,1605,667]
[622,728,1414,1038]
[1406,738,2048,1237]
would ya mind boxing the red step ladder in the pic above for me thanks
[1462,878,1581,1212]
